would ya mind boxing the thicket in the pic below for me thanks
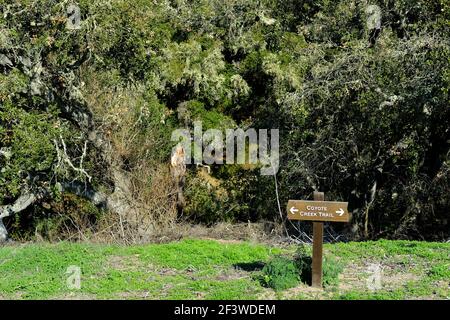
[0,0,448,241]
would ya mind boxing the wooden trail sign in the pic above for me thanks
[287,192,350,288]
[287,200,349,222]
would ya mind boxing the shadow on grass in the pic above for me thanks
[233,261,265,272]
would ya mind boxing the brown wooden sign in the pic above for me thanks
[287,200,350,222]
[287,192,350,288]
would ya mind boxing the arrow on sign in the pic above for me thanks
[290,207,299,215]
[336,208,344,216]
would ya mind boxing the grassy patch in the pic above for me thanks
[0,239,448,300]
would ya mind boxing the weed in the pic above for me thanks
[260,255,300,291]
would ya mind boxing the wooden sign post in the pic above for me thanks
[312,191,324,288]
[287,191,349,288]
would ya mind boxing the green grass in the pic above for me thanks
[0,239,448,300]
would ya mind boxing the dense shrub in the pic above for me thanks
[261,255,300,291]
[261,245,343,290]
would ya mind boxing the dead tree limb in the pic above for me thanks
[0,192,42,242]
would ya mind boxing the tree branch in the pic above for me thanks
[0,191,41,242]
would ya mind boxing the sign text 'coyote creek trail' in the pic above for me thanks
[287,200,350,222]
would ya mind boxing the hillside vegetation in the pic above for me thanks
[0,0,449,242]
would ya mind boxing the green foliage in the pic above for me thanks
[0,0,107,239]
[184,166,277,224]
[186,100,236,130]
[276,2,450,239]
[1,0,449,240]
[41,193,102,240]
[428,263,450,280]
[261,245,344,291]
[294,245,344,287]
[261,255,300,291]
[323,256,344,287]
[294,245,312,282]
[184,172,229,223]
[0,102,81,200]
